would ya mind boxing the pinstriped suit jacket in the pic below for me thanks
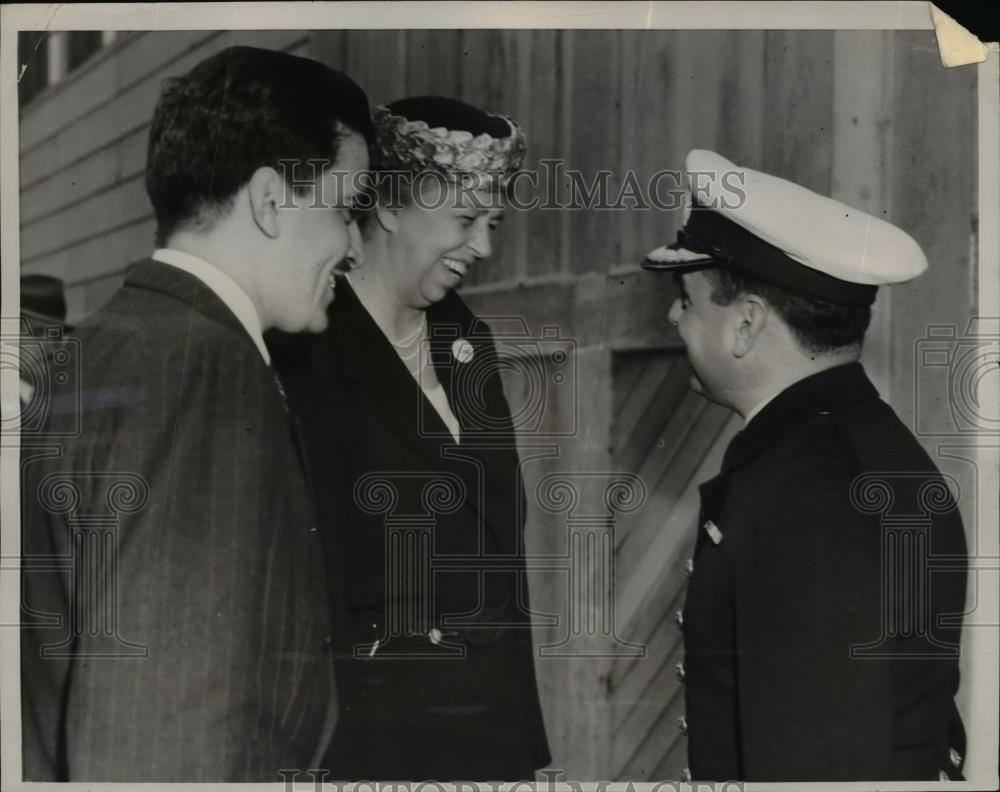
[21,260,335,781]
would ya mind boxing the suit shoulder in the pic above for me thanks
[75,293,264,388]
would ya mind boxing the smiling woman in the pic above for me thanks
[270,96,550,782]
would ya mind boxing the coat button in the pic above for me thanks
[677,715,688,735]
[674,662,686,683]
[950,748,962,767]
[684,558,694,577]
[429,628,443,645]
[681,767,692,782]
[674,609,684,629]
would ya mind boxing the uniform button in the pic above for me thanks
[677,715,688,735]
[674,662,686,683]
[429,628,443,645]
[684,558,694,577]
[674,609,684,628]
[681,767,692,782]
[950,748,962,767]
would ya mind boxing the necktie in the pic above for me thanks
[272,370,310,485]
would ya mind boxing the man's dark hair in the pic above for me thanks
[704,267,872,354]
[145,46,374,246]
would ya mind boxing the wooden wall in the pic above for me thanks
[18,31,313,319]
[17,28,980,781]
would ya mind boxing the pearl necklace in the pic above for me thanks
[391,314,428,363]
[391,314,427,347]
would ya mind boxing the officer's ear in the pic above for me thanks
[732,293,767,357]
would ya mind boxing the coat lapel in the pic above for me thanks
[332,280,466,464]
[331,280,501,540]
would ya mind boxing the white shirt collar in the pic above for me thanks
[152,248,270,365]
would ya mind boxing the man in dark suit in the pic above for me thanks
[641,150,968,782]
[20,46,372,781]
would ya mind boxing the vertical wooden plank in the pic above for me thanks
[830,30,894,398]
[762,30,835,194]
[887,30,977,425]
[404,29,461,97]
[508,28,533,283]
[620,30,679,274]
[457,30,519,287]
[624,30,764,272]
[310,29,348,72]
[718,30,767,168]
[524,28,564,280]
[566,29,622,275]
[344,29,407,106]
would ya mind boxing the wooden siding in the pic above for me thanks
[18,30,312,319]
[607,351,737,780]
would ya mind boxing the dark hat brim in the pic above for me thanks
[641,209,879,307]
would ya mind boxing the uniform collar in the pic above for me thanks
[721,362,879,473]
[152,248,270,365]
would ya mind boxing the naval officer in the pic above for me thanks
[642,150,968,782]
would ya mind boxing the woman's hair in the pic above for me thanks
[145,46,374,246]
[359,95,525,232]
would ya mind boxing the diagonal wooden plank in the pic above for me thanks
[609,567,687,705]
[613,357,690,471]
[616,409,739,637]
[616,397,727,569]
[612,637,686,779]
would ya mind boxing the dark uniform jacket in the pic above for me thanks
[21,260,335,781]
[682,362,967,782]
[270,277,551,781]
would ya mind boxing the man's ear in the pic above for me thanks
[732,293,767,358]
[247,166,284,239]
[374,203,400,234]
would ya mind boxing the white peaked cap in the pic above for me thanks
[642,149,928,306]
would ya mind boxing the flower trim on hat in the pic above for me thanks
[372,104,527,185]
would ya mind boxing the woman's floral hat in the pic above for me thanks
[372,96,527,189]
